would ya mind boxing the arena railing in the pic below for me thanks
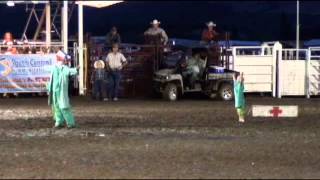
[282,48,308,60]
[0,42,63,54]
[231,46,272,56]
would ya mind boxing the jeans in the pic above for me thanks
[108,70,121,99]
[93,80,105,100]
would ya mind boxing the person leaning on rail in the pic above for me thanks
[144,19,169,45]
[2,32,19,98]
[105,26,122,48]
[201,21,219,45]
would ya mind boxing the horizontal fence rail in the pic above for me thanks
[0,42,64,54]
[282,49,308,60]
[231,46,273,56]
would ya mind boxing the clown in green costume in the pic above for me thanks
[233,72,246,123]
[47,50,79,129]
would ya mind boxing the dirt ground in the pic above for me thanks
[0,96,320,179]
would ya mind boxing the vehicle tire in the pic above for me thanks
[163,83,178,101]
[218,83,233,101]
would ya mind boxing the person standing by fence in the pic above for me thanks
[105,26,121,47]
[105,43,127,101]
[91,59,108,101]
[201,21,219,45]
[144,19,169,45]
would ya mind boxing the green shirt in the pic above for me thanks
[47,65,78,109]
[234,80,245,108]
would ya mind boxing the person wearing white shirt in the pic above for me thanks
[105,43,127,101]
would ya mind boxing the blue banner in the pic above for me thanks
[0,54,57,93]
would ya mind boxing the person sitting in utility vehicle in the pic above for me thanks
[181,53,206,88]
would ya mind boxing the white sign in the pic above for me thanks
[252,105,298,117]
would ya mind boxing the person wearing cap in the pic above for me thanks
[144,19,169,45]
[105,26,121,47]
[91,59,108,101]
[47,50,79,129]
[105,43,127,101]
[201,21,219,44]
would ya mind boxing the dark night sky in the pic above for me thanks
[0,1,320,43]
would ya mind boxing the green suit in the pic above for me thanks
[234,80,245,108]
[47,65,78,128]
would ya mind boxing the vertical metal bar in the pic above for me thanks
[21,4,35,41]
[296,0,300,60]
[33,9,40,23]
[46,3,51,49]
[307,48,311,98]
[78,3,84,95]
[84,43,88,95]
[63,0,68,52]
[33,7,46,41]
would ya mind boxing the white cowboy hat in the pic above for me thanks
[150,19,161,25]
[206,21,216,27]
[94,60,105,69]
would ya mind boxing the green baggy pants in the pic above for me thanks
[52,105,75,127]
[52,93,75,128]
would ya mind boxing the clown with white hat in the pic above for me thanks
[47,50,79,129]
[56,50,71,62]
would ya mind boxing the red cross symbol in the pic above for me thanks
[269,107,283,117]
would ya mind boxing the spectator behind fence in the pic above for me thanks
[201,21,219,45]
[144,19,168,45]
[2,32,18,55]
[105,43,127,101]
[91,59,108,101]
[105,26,121,47]
[2,32,18,98]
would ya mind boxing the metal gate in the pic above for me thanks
[278,49,308,97]
[307,47,320,97]
[231,42,280,97]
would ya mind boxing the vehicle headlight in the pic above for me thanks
[154,74,170,80]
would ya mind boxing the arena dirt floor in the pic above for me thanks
[0,95,320,179]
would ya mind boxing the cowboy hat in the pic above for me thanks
[206,21,216,27]
[94,60,105,69]
[150,19,161,25]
